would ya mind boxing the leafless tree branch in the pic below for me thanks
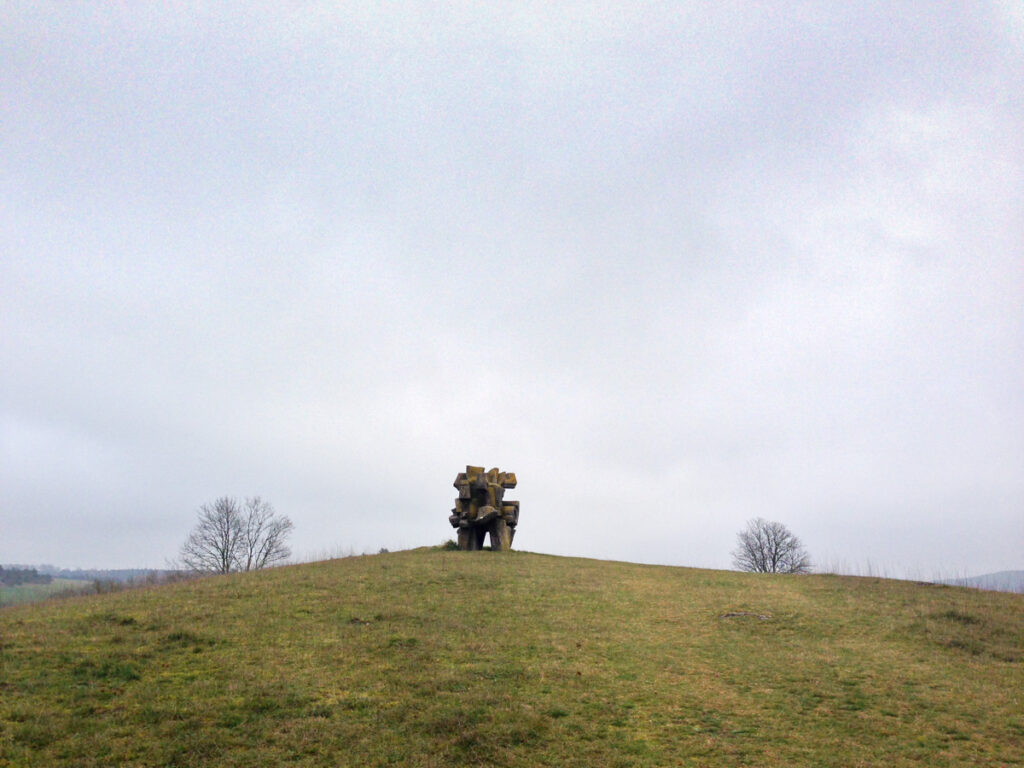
[179,496,293,574]
[732,517,811,574]
[239,497,294,571]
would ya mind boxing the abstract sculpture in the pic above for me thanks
[449,466,519,551]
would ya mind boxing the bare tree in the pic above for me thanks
[732,517,811,574]
[179,497,242,574]
[179,496,293,574]
[238,497,294,571]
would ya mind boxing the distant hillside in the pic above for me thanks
[2,549,1022,767]
[3,564,176,583]
[0,577,89,606]
[943,570,1024,594]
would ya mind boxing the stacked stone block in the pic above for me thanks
[448,466,519,551]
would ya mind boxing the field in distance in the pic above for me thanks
[0,578,89,607]
[1,548,1021,767]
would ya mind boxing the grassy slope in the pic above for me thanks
[1,548,1021,767]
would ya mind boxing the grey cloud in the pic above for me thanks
[2,2,1021,573]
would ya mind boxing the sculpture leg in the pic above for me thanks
[489,519,512,551]
[501,501,518,548]
[457,528,473,550]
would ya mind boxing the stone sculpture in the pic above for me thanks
[449,466,519,551]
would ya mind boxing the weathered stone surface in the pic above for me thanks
[449,465,519,551]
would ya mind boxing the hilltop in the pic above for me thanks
[1,548,1021,767]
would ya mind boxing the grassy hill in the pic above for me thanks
[1,548,1021,767]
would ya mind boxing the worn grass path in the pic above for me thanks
[1,547,1022,766]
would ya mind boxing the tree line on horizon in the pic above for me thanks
[0,566,53,587]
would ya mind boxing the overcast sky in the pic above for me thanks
[2,2,1022,577]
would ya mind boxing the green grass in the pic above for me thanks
[1,548,1022,766]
